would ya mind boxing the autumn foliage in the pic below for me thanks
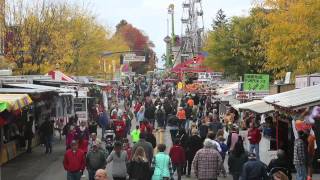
[2,1,155,76]
[116,20,156,74]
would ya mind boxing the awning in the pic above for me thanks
[233,100,274,114]
[0,94,33,112]
[264,84,320,110]
[5,84,76,93]
[0,88,53,94]
[171,55,212,73]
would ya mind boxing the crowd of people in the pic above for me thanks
[56,76,319,180]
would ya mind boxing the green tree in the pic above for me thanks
[258,0,320,78]
[204,9,268,79]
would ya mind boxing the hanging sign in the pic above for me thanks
[244,74,269,91]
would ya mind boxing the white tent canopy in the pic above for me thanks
[233,100,274,114]
[264,84,320,109]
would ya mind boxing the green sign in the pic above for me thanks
[244,74,269,91]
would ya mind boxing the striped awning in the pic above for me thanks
[0,94,33,112]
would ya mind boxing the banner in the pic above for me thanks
[244,74,269,91]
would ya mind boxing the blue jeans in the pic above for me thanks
[88,169,96,180]
[67,171,81,180]
[249,143,260,160]
[44,135,53,153]
[295,164,307,180]
[101,126,106,139]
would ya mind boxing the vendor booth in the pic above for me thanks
[0,94,33,165]
[264,84,320,171]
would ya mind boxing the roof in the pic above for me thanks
[264,85,320,109]
[0,88,53,94]
[47,70,77,82]
[5,84,76,93]
[0,94,33,112]
[233,100,274,114]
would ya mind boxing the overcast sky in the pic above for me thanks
[82,0,253,67]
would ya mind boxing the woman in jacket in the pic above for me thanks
[228,137,248,180]
[127,147,151,180]
[151,144,174,180]
[107,141,128,180]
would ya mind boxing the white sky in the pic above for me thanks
[76,0,254,67]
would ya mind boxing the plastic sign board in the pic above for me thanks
[244,74,269,91]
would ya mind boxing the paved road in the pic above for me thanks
[2,98,319,180]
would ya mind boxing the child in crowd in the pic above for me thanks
[218,135,228,177]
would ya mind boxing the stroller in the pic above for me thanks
[268,167,291,180]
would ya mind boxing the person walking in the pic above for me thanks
[137,106,145,124]
[155,105,165,128]
[217,135,228,177]
[208,117,223,135]
[40,118,54,154]
[107,141,128,180]
[247,123,262,160]
[186,129,203,177]
[98,111,108,140]
[227,125,240,152]
[169,139,186,180]
[193,139,222,180]
[127,146,152,180]
[206,132,222,152]
[241,152,268,180]
[228,138,248,180]
[132,132,154,163]
[176,107,186,129]
[145,99,156,126]
[63,140,86,180]
[130,125,141,143]
[86,141,107,180]
[293,131,307,180]
[24,119,34,153]
[66,125,77,150]
[151,144,174,180]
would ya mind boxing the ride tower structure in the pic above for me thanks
[179,0,204,65]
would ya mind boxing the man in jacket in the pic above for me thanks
[193,139,222,180]
[241,153,267,180]
[132,132,154,163]
[86,141,107,180]
[63,140,86,180]
[247,123,262,160]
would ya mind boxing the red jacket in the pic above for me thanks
[114,120,126,138]
[169,145,186,165]
[63,149,86,172]
[248,128,261,144]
